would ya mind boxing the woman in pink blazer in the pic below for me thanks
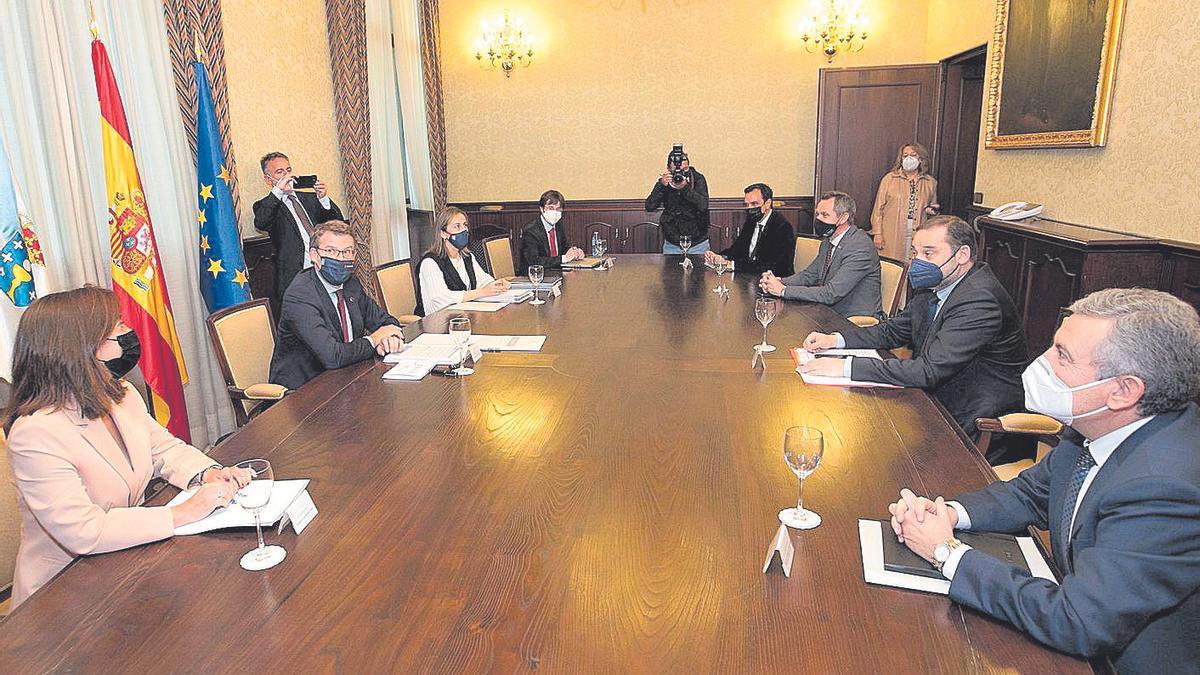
[4,287,251,607]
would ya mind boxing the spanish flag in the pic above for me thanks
[92,35,191,442]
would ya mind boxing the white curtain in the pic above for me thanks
[366,0,440,262]
[0,0,235,445]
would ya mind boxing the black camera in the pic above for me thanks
[667,144,688,185]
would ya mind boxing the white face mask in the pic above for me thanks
[901,156,920,172]
[1021,355,1114,425]
[542,209,562,226]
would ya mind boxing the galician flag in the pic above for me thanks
[193,54,249,312]
[0,131,47,377]
[92,32,192,441]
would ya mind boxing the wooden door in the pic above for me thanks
[815,64,942,231]
[935,47,987,221]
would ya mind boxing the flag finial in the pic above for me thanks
[88,1,99,39]
[194,34,204,61]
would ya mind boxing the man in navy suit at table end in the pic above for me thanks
[889,287,1200,674]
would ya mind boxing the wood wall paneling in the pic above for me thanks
[453,197,814,264]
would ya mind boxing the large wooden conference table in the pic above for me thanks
[0,256,1092,673]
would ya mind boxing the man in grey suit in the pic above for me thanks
[758,191,882,319]
[888,288,1200,674]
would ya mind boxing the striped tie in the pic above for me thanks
[1057,445,1096,568]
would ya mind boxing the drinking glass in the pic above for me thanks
[236,458,287,571]
[597,238,608,256]
[754,296,778,353]
[779,426,824,529]
[528,264,545,306]
[449,317,474,376]
[679,234,692,268]
[712,260,729,294]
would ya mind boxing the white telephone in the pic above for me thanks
[989,201,1044,221]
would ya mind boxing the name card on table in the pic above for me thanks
[469,343,484,363]
[762,524,795,577]
[551,284,562,298]
[278,489,319,534]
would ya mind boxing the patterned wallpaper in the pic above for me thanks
[439,0,933,202]
[931,0,1200,244]
[220,0,345,236]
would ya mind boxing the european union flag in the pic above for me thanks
[0,136,37,307]
[194,59,250,312]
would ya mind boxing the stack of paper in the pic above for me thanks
[382,359,437,380]
[508,277,562,291]
[383,341,466,366]
[406,332,546,352]
[562,257,607,269]
[168,479,311,536]
[477,289,532,304]
[448,301,507,312]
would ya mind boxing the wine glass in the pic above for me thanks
[754,296,778,353]
[597,238,608,257]
[449,316,474,376]
[779,426,824,530]
[712,259,729,295]
[236,458,287,571]
[528,264,545,306]
[679,234,692,268]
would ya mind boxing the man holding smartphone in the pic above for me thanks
[253,151,344,315]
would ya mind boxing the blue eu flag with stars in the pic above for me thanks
[194,59,250,312]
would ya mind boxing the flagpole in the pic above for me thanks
[88,1,99,39]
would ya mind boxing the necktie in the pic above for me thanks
[548,228,559,257]
[818,243,834,283]
[914,294,941,352]
[751,223,764,259]
[335,289,350,342]
[1059,445,1096,548]
[287,194,315,236]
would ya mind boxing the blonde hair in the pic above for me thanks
[425,207,468,260]
[890,142,931,175]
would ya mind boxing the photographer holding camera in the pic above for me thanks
[645,144,710,254]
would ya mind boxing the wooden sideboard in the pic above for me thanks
[968,206,1198,357]
[452,196,815,260]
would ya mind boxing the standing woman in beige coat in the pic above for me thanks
[868,143,940,262]
[3,287,251,607]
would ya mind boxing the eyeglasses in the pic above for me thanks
[316,246,355,260]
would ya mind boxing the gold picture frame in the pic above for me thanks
[985,0,1127,149]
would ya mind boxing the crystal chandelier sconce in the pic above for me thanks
[799,0,869,63]
[475,10,535,78]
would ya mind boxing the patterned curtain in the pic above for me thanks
[325,0,377,294]
[161,0,242,221]
[419,0,448,210]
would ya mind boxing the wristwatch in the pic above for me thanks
[933,537,963,571]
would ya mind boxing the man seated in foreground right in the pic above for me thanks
[889,287,1200,674]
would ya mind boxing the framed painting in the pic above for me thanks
[985,0,1127,149]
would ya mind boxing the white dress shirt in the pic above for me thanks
[272,186,333,269]
[941,415,1157,579]
[418,254,496,315]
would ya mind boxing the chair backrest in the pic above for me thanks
[879,256,909,317]
[0,379,17,603]
[483,235,515,279]
[794,235,821,273]
[375,258,417,317]
[205,299,277,421]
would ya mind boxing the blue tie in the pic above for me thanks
[916,294,940,351]
[1057,445,1096,566]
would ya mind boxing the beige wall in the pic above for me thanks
[222,0,344,236]
[930,0,1200,244]
[925,0,994,61]
[440,0,933,202]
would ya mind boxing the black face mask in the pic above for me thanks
[814,216,840,238]
[103,330,141,379]
[746,206,763,220]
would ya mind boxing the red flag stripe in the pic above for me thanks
[90,40,133,147]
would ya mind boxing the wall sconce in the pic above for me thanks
[799,0,869,63]
[474,10,535,78]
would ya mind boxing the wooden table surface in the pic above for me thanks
[0,256,1092,673]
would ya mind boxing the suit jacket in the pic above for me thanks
[253,190,343,305]
[779,227,882,318]
[950,405,1200,674]
[720,210,795,277]
[6,381,215,607]
[842,263,1027,437]
[269,268,400,390]
[644,169,711,245]
[518,219,570,275]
